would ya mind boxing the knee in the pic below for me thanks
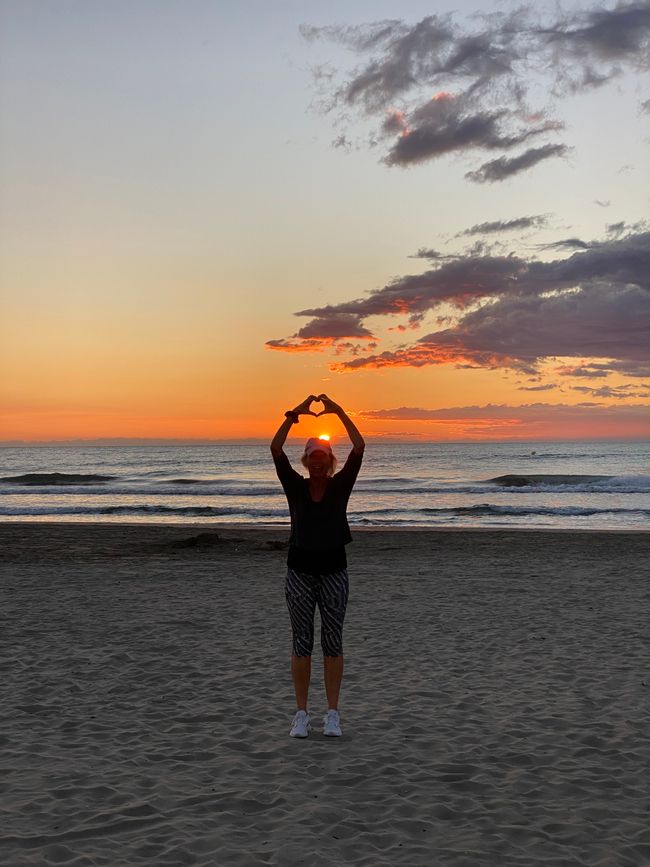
[321,630,343,657]
[293,633,314,657]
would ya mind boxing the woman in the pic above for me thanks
[270,393,365,738]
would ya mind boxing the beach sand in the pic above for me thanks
[1,522,649,866]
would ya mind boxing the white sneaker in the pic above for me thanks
[289,710,311,738]
[323,709,342,737]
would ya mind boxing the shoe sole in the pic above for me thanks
[323,729,342,737]
[289,726,311,738]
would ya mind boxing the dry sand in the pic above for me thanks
[1,522,649,866]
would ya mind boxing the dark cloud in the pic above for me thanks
[554,364,611,378]
[268,230,650,381]
[292,230,649,318]
[518,383,558,391]
[356,402,650,437]
[458,215,549,236]
[542,3,650,65]
[332,134,352,151]
[383,95,561,168]
[594,199,611,207]
[572,384,650,398]
[537,237,592,251]
[294,254,527,321]
[594,360,650,378]
[333,281,649,377]
[266,313,375,353]
[266,338,330,353]
[410,247,444,260]
[293,313,375,339]
[606,219,648,236]
[466,144,570,183]
[303,3,650,178]
[302,16,502,113]
[557,360,650,378]
[359,402,649,420]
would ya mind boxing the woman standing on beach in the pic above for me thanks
[270,394,365,738]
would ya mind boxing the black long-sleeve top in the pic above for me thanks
[272,448,364,574]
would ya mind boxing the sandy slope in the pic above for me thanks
[1,523,649,866]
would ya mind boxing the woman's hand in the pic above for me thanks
[317,393,342,416]
[316,393,364,452]
[292,395,319,417]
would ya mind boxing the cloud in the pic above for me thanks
[267,229,650,380]
[537,237,592,251]
[555,364,611,378]
[302,3,650,178]
[457,215,549,236]
[571,384,650,398]
[606,218,649,236]
[556,360,650,378]
[266,313,376,353]
[356,402,650,437]
[606,360,650,378]
[293,313,375,340]
[382,94,562,168]
[542,3,650,73]
[465,144,570,183]
[410,247,445,260]
[265,338,331,353]
[333,281,650,376]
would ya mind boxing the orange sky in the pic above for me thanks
[1,2,648,444]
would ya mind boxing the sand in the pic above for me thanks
[1,522,649,866]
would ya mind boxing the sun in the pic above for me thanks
[318,434,330,441]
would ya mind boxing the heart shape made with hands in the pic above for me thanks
[307,394,333,417]
[310,398,326,417]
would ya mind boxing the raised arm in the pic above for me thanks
[318,394,365,454]
[270,395,318,457]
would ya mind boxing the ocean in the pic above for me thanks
[1,441,649,531]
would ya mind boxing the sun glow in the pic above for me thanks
[318,434,330,441]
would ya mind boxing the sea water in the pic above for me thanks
[1,441,649,530]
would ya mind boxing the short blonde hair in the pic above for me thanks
[301,452,338,477]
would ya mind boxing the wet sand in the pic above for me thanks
[1,522,649,866]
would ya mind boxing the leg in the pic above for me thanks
[323,654,344,711]
[291,655,311,711]
[285,569,317,710]
[318,570,349,710]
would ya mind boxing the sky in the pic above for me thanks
[1,0,649,444]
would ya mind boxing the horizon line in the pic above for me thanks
[1,435,648,447]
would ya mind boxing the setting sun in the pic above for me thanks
[318,434,330,441]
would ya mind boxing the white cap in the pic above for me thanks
[304,437,333,457]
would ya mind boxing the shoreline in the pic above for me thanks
[1,519,649,535]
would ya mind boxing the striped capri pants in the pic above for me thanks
[285,568,349,657]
